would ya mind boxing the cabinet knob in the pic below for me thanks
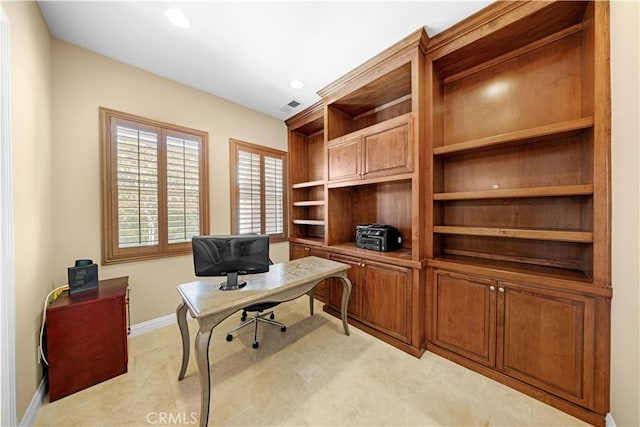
[304,247,310,251]
[360,263,365,267]
[498,287,505,293]
[489,285,496,291]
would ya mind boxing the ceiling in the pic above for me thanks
[38,1,493,121]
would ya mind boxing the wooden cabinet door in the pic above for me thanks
[431,270,497,367]
[290,243,329,302]
[496,282,595,407]
[361,260,412,343]
[363,118,413,179]
[289,242,308,260]
[309,247,330,301]
[327,136,361,182]
[328,254,362,319]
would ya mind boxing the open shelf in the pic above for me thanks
[434,184,594,201]
[433,226,593,243]
[293,219,325,226]
[287,102,326,243]
[326,63,412,140]
[433,117,594,156]
[289,236,325,246]
[292,180,325,189]
[427,255,605,293]
[292,200,325,207]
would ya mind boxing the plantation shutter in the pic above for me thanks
[101,108,209,264]
[231,140,287,240]
[166,133,202,243]
[115,122,160,248]
[237,150,262,234]
[264,156,284,235]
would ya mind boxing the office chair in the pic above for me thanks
[225,301,286,348]
[225,259,286,349]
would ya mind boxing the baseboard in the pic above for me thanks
[129,313,177,337]
[606,413,617,427]
[18,378,45,427]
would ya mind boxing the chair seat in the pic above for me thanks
[244,301,279,312]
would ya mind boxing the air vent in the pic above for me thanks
[287,100,300,108]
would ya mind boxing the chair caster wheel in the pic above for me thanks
[252,342,259,349]
[269,313,275,320]
[226,334,233,342]
[281,326,287,332]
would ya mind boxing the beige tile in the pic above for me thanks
[34,298,589,426]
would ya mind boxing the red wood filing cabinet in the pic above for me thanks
[46,276,129,401]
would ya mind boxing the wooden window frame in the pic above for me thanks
[229,139,288,242]
[100,107,209,264]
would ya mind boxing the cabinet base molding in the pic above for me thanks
[323,305,425,358]
[425,343,606,427]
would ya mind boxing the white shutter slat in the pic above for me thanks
[116,125,159,248]
[237,150,262,234]
[264,156,284,234]
[166,135,201,244]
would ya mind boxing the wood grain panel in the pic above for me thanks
[442,196,592,231]
[442,31,584,145]
[328,254,363,318]
[497,283,594,406]
[362,260,411,342]
[441,133,593,193]
[432,270,496,366]
[327,136,361,182]
[440,234,591,274]
[364,121,412,178]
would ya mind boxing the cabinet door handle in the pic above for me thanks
[489,285,496,291]
[498,287,505,293]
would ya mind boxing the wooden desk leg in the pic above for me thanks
[339,276,352,336]
[176,302,190,380]
[195,329,213,427]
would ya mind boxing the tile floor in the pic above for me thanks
[34,298,590,426]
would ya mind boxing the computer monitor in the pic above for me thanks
[192,234,270,290]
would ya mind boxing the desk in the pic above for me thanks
[176,256,352,427]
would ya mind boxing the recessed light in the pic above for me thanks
[165,8,190,29]
[290,80,305,89]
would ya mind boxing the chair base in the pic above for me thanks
[226,309,286,348]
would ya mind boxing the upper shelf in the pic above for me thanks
[434,184,594,201]
[433,226,593,243]
[292,201,325,207]
[433,117,594,156]
[292,180,325,189]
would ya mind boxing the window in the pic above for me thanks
[230,139,287,242]
[100,108,209,264]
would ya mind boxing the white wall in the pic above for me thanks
[50,40,289,325]
[2,0,54,419]
[609,1,640,426]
